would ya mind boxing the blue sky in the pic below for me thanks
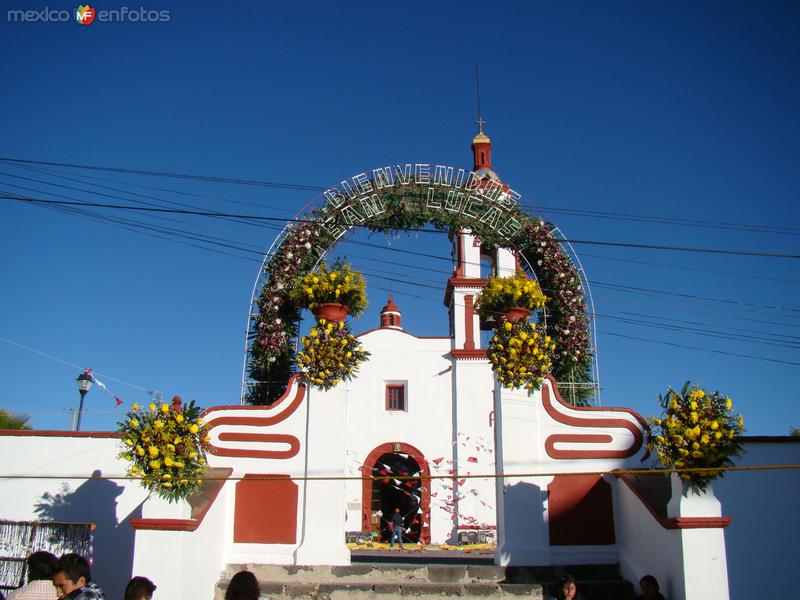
[0,1,798,434]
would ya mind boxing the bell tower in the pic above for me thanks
[446,124,519,355]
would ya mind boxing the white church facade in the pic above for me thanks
[2,129,796,600]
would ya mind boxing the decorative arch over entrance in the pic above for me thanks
[361,441,431,544]
[243,164,597,405]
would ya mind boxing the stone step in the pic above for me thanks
[215,580,543,599]
[226,564,507,584]
[216,563,635,600]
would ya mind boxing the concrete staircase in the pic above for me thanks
[214,561,635,599]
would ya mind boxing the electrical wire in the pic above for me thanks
[4,192,800,259]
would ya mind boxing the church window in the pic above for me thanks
[385,385,405,411]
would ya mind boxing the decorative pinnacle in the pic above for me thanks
[475,116,486,133]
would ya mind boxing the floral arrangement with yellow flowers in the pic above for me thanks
[290,259,368,317]
[297,318,370,390]
[117,398,211,503]
[475,270,547,318]
[488,320,555,392]
[646,382,745,490]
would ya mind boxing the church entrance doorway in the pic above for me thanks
[362,442,431,544]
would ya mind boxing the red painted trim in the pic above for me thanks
[450,349,488,360]
[130,518,197,531]
[0,430,122,438]
[385,385,405,411]
[666,516,732,529]
[455,231,465,277]
[361,442,431,544]
[548,474,615,545]
[130,468,233,531]
[202,374,305,418]
[205,380,305,429]
[448,277,489,288]
[464,295,476,350]
[210,433,300,459]
[615,474,732,530]
[234,474,298,543]
[542,377,644,459]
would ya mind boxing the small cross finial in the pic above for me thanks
[475,117,486,133]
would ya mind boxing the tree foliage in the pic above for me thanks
[0,407,31,430]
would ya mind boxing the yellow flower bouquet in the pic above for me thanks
[290,259,368,317]
[646,382,745,490]
[475,270,547,319]
[297,318,370,390]
[488,320,555,392]
[118,398,211,502]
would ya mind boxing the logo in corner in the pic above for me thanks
[75,5,96,25]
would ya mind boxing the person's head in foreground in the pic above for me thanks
[555,575,578,600]
[52,554,91,598]
[639,574,662,598]
[124,576,157,600]
[224,570,259,600]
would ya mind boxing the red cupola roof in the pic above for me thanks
[471,119,499,182]
[380,295,402,330]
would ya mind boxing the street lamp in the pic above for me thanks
[75,371,93,431]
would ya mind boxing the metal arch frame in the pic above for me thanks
[240,175,602,406]
[549,226,602,406]
[239,221,334,404]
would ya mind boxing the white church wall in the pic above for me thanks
[494,377,647,566]
[450,358,498,538]
[611,475,683,599]
[341,328,455,543]
[0,432,147,598]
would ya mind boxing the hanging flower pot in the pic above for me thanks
[290,259,368,320]
[475,270,547,321]
[312,302,350,323]
[500,307,531,323]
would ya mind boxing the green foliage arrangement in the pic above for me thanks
[118,398,211,503]
[646,382,745,490]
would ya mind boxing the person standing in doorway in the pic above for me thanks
[389,508,405,549]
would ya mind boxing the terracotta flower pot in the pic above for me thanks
[312,303,350,323]
[500,307,531,323]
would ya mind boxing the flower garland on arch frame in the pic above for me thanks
[246,183,593,405]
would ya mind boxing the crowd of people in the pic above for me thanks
[0,551,158,600]
[549,572,667,600]
[0,552,263,600]
[1,549,668,599]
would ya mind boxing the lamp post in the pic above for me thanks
[75,371,93,431]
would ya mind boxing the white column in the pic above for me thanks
[292,385,350,565]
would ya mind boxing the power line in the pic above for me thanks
[602,331,800,366]
[0,157,327,191]
[532,204,800,236]
[4,192,800,259]
[8,188,800,320]
[2,156,797,238]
